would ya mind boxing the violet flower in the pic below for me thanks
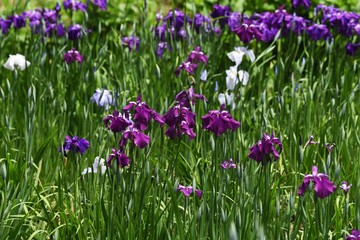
[123,95,164,131]
[298,166,337,199]
[220,159,237,169]
[210,4,231,28]
[92,0,107,10]
[90,89,114,110]
[248,132,282,163]
[292,0,311,9]
[346,229,360,240]
[119,125,150,149]
[340,181,352,194]
[122,36,140,51]
[306,24,332,41]
[107,148,130,168]
[104,110,132,134]
[0,18,12,34]
[163,104,196,140]
[346,42,360,56]
[68,24,82,40]
[59,135,90,156]
[201,104,240,136]
[163,9,186,30]
[175,87,208,108]
[9,14,26,29]
[187,46,208,64]
[177,184,202,198]
[324,143,336,153]
[64,48,84,64]
[63,0,87,12]
[175,61,197,77]
[157,42,169,57]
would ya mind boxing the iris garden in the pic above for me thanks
[1,0,360,239]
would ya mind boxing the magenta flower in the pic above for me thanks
[340,181,352,194]
[298,166,337,199]
[346,229,360,240]
[175,61,197,77]
[201,104,240,136]
[187,46,208,64]
[248,132,282,163]
[177,185,203,198]
[123,95,164,131]
[107,148,130,168]
[175,87,208,108]
[59,135,90,156]
[163,104,196,140]
[64,48,84,64]
[220,159,237,169]
[104,110,132,134]
[119,125,150,149]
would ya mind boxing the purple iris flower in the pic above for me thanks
[201,104,240,137]
[107,148,130,168]
[60,135,90,156]
[0,18,12,34]
[92,0,107,10]
[346,229,360,240]
[154,24,166,41]
[122,36,140,51]
[163,9,186,29]
[248,132,282,163]
[175,87,208,108]
[193,13,207,31]
[63,0,87,12]
[346,42,360,56]
[234,22,262,44]
[292,0,311,9]
[64,48,84,64]
[9,14,26,29]
[157,42,170,57]
[187,46,208,64]
[119,125,150,149]
[298,166,336,199]
[104,110,132,134]
[210,4,231,28]
[340,181,352,194]
[284,15,309,36]
[123,95,164,131]
[163,104,196,140]
[43,10,58,23]
[324,143,336,153]
[306,24,332,41]
[220,159,237,169]
[24,10,42,33]
[227,12,242,31]
[175,61,197,77]
[177,185,203,198]
[68,24,82,40]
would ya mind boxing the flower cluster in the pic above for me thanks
[0,1,105,38]
[298,166,336,199]
[175,46,208,77]
[248,132,282,163]
[201,104,240,136]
